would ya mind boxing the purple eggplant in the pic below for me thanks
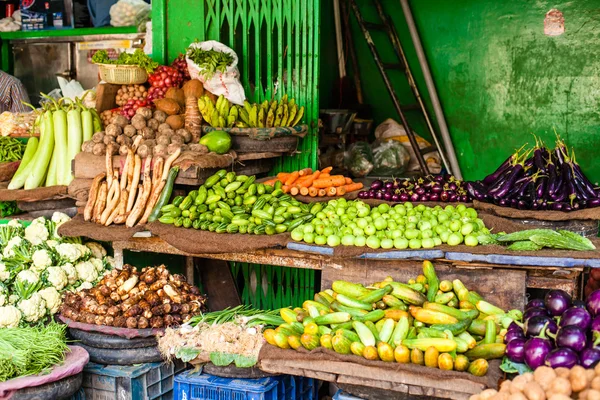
[523,307,549,321]
[526,299,546,310]
[588,198,600,208]
[505,329,525,344]
[508,321,524,332]
[555,325,587,352]
[506,338,526,363]
[524,336,554,369]
[383,192,393,201]
[399,193,409,202]
[371,180,383,191]
[581,348,600,368]
[466,182,487,202]
[525,315,558,337]
[545,347,579,368]
[587,290,600,317]
[545,289,572,316]
[559,307,592,330]
[483,154,514,186]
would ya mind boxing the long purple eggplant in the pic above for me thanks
[482,155,514,186]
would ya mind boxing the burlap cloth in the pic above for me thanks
[148,222,290,254]
[57,215,144,241]
[258,344,500,393]
[475,200,600,221]
[0,184,68,202]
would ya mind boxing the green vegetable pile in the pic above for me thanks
[158,170,318,235]
[481,228,596,251]
[187,305,284,328]
[291,201,489,249]
[0,322,68,382]
[186,47,234,80]
[264,261,520,376]
[0,201,20,218]
[91,49,159,74]
[0,137,26,163]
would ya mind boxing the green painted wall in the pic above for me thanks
[325,0,600,181]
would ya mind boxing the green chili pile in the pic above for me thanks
[0,322,69,382]
[0,137,26,163]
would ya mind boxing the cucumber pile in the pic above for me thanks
[157,170,319,234]
[265,261,522,376]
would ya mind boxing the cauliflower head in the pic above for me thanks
[56,243,81,263]
[51,212,70,226]
[8,295,18,305]
[85,242,107,259]
[7,219,21,228]
[89,258,105,273]
[24,220,49,246]
[75,261,98,283]
[45,240,59,249]
[0,263,10,282]
[3,236,22,258]
[76,282,93,291]
[16,269,39,284]
[38,287,61,314]
[31,249,53,272]
[61,263,77,285]
[18,293,46,323]
[46,266,68,290]
[0,305,21,327]
[75,244,91,260]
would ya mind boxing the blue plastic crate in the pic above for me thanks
[174,371,317,400]
[82,360,186,400]
[70,388,85,400]
[333,390,363,400]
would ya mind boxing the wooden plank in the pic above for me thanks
[237,152,282,161]
[199,258,242,311]
[321,258,527,311]
[95,83,119,113]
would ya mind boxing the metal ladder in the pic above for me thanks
[348,0,453,176]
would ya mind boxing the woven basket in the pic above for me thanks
[97,64,148,85]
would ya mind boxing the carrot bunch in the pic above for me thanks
[264,167,363,197]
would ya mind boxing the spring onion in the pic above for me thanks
[188,305,284,328]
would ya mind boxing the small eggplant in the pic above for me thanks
[581,348,600,368]
[523,307,549,321]
[526,299,545,310]
[545,289,572,317]
[559,307,591,330]
[506,338,526,363]
[545,347,579,368]
[504,329,525,344]
[524,336,553,369]
[525,315,558,337]
[554,325,587,352]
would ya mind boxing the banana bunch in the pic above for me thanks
[198,95,238,128]
[237,95,305,128]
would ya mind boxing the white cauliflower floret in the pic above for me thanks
[31,249,53,272]
[16,269,39,284]
[0,294,6,307]
[46,266,68,290]
[8,295,18,305]
[104,256,115,268]
[3,236,22,258]
[45,240,59,249]
[85,242,107,259]
[76,282,93,291]
[0,305,21,327]
[75,261,98,283]
[51,212,70,226]
[7,219,21,228]
[0,263,10,282]
[18,293,46,323]
[24,221,49,245]
[75,244,91,259]
[56,243,81,263]
[90,258,104,273]
[61,263,77,285]
[38,287,61,314]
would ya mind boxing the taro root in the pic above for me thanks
[136,107,153,120]
[105,124,122,137]
[166,115,185,130]
[165,87,185,107]
[183,79,204,98]
[153,110,167,123]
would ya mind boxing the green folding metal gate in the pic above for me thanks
[151,0,321,308]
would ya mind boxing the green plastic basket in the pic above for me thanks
[230,262,318,309]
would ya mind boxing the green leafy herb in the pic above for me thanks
[0,201,20,218]
[186,47,234,80]
[187,305,284,328]
[233,354,257,368]
[92,49,159,74]
[175,347,201,363]
[209,351,235,367]
[499,356,532,375]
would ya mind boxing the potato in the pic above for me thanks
[119,144,129,156]
[153,110,168,123]
[147,118,160,131]
[500,381,513,393]
[170,134,184,145]
[82,140,94,153]
[112,114,129,128]
[547,395,572,400]
[131,114,147,130]
[554,368,570,379]
[103,135,116,145]
[588,390,600,400]
[176,128,192,143]
[124,125,137,137]
[92,142,106,156]
[591,376,600,391]
[534,367,556,391]
[494,393,509,400]
[523,382,545,400]
[511,375,531,394]
[158,123,172,134]
[595,363,600,377]
[571,365,589,392]
[479,389,498,400]
[92,131,105,143]
[508,394,528,400]
[105,124,122,137]
[136,107,153,120]
[587,370,597,383]
[549,377,572,397]
[140,127,156,139]
[153,144,168,158]
[156,135,171,146]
